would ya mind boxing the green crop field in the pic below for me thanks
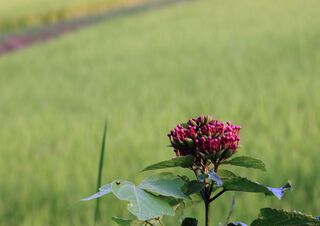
[0,0,129,19]
[0,0,320,225]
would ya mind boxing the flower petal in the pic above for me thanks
[228,222,248,226]
[267,182,291,199]
[208,170,223,187]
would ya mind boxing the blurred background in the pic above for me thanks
[0,0,319,225]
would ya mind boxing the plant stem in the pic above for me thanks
[205,201,210,226]
[209,189,226,202]
[158,219,164,226]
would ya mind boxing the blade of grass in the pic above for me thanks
[224,193,236,226]
[94,117,108,225]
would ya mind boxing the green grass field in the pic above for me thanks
[0,0,320,225]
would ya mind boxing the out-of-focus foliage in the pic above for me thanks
[0,0,144,32]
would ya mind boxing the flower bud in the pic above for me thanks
[221,149,234,159]
[168,115,241,161]
[188,119,198,126]
[185,138,195,148]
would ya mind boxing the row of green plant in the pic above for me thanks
[82,116,320,225]
[0,0,143,33]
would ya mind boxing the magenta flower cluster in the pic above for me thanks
[168,116,241,159]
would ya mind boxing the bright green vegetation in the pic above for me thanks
[0,0,320,225]
[0,0,134,33]
[0,0,132,19]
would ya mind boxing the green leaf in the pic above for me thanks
[222,156,266,171]
[181,180,205,196]
[222,177,291,199]
[139,172,188,199]
[111,180,175,221]
[112,216,136,226]
[142,155,194,171]
[181,217,198,226]
[81,183,112,201]
[251,208,320,226]
[94,117,108,223]
[162,196,184,207]
[218,169,237,178]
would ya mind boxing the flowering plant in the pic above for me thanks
[81,115,320,226]
[168,116,240,169]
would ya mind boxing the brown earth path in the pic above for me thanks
[0,0,191,57]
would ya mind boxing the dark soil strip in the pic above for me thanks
[0,0,191,57]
